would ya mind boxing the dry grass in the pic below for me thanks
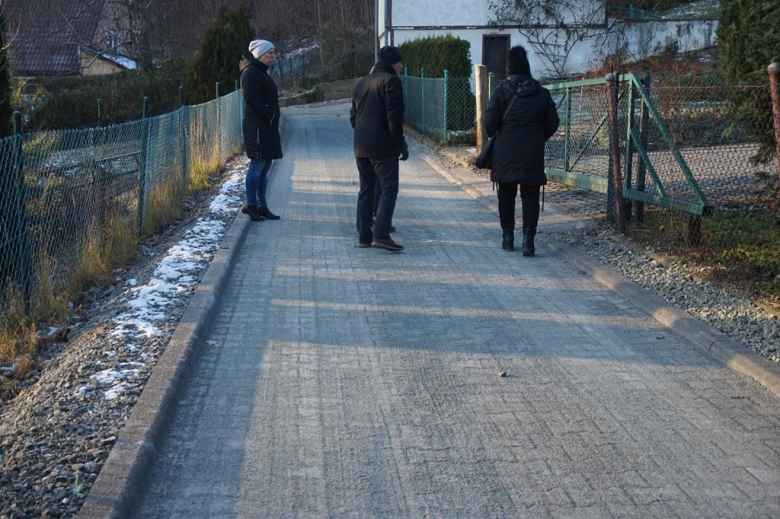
[69,231,112,297]
[34,256,70,324]
[0,289,39,388]
[106,213,139,265]
[143,176,188,236]
[189,154,223,192]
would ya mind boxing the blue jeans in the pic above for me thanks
[245,158,272,207]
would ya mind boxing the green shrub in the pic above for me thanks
[184,6,254,105]
[398,35,472,78]
[718,0,780,164]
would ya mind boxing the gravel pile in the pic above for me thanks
[549,223,780,362]
[0,157,249,518]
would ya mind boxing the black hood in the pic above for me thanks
[240,52,268,73]
[503,73,541,97]
[371,61,398,76]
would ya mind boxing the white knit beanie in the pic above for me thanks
[249,39,275,59]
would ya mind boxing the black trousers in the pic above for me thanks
[497,182,540,232]
[356,157,399,241]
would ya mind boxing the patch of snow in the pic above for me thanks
[82,161,246,400]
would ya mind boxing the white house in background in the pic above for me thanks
[377,0,717,80]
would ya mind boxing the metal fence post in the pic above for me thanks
[443,69,449,143]
[475,64,489,156]
[138,97,150,232]
[623,77,636,221]
[11,111,31,307]
[179,86,189,185]
[564,87,571,173]
[97,98,102,127]
[635,75,651,223]
[216,81,222,160]
[421,67,426,135]
[769,63,780,180]
[606,74,626,233]
[403,67,408,124]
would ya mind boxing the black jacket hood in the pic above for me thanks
[503,73,542,98]
[371,61,398,76]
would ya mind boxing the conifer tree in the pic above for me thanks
[718,0,780,163]
[184,6,254,104]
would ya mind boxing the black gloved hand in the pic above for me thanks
[400,144,409,161]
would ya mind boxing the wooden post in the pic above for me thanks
[606,73,626,234]
[768,63,780,181]
[475,64,488,155]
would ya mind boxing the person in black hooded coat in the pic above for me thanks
[239,39,282,221]
[485,45,559,256]
[350,45,408,252]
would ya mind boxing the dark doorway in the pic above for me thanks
[483,35,510,79]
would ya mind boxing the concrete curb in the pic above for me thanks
[417,145,780,399]
[78,186,252,518]
[548,241,780,398]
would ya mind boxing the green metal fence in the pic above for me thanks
[0,88,244,308]
[402,68,475,144]
[543,73,778,214]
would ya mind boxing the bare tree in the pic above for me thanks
[487,0,616,79]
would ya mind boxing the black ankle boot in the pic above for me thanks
[522,228,536,257]
[242,204,265,222]
[257,206,280,220]
[502,231,514,251]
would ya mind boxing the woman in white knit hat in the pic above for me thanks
[239,39,282,221]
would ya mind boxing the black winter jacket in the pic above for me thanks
[350,62,406,158]
[240,53,282,160]
[485,73,559,185]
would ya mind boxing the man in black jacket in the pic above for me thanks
[350,46,408,252]
[239,39,282,222]
[485,45,559,256]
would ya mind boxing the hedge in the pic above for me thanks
[398,35,471,78]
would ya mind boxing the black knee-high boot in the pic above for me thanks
[502,230,514,251]
[522,227,536,257]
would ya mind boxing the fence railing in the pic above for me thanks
[541,72,779,213]
[406,65,779,214]
[402,68,476,144]
[0,88,244,309]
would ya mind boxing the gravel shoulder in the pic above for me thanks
[0,156,249,518]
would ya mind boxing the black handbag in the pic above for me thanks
[475,82,524,169]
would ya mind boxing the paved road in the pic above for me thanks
[133,102,780,518]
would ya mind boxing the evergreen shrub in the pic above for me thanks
[184,6,254,105]
[718,0,780,163]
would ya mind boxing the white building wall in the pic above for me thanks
[392,19,717,81]
[391,0,493,26]
[617,20,717,60]
[391,28,598,80]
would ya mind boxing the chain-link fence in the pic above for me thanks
[402,69,475,144]
[646,78,777,208]
[0,89,244,310]
[543,74,779,212]
[447,69,780,214]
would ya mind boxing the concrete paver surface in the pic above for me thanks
[133,103,780,518]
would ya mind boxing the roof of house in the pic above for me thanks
[4,0,106,76]
[80,46,137,71]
